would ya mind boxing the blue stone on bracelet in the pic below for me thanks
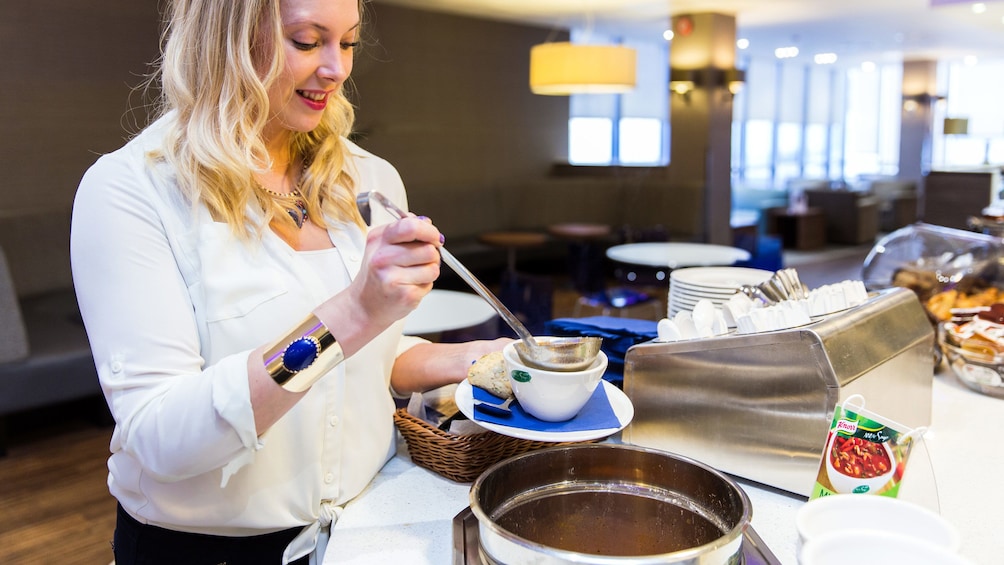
[282,337,320,372]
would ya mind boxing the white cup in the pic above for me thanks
[800,530,973,565]
[503,340,607,422]
[796,495,961,554]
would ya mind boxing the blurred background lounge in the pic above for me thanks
[2,1,1004,562]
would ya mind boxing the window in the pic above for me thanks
[936,59,1004,168]
[733,56,901,189]
[564,34,1004,185]
[619,118,664,164]
[568,32,668,165]
[568,117,613,164]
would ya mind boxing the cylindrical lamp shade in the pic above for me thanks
[530,42,637,95]
[943,117,969,135]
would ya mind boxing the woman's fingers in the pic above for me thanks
[367,218,442,280]
[381,215,443,247]
[351,217,445,326]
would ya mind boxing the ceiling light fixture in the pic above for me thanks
[814,53,838,65]
[529,3,636,96]
[668,67,745,98]
[669,68,697,96]
[972,3,987,14]
[529,42,637,95]
[774,46,799,59]
[724,68,746,94]
[736,38,750,50]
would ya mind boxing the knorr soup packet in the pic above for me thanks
[811,395,926,499]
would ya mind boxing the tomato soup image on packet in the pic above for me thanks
[811,395,925,499]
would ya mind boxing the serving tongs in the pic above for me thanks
[356,190,601,371]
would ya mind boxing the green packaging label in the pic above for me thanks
[810,395,924,500]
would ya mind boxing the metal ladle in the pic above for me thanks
[356,190,601,371]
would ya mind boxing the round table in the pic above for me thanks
[547,223,612,293]
[403,289,497,336]
[547,223,611,241]
[606,242,751,269]
[477,231,548,275]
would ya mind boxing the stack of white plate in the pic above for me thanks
[668,267,774,318]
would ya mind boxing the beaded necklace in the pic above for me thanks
[255,165,308,229]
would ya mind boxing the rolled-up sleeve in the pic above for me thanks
[72,153,260,482]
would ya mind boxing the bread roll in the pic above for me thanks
[467,351,511,399]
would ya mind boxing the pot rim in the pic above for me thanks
[469,443,753,564]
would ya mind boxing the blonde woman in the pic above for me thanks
[71,0,506,563]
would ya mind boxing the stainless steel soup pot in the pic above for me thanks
[470,443,751,564]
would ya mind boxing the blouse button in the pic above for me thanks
[110,361,123,373]
[328,416,339,427]
[324,473,335,484]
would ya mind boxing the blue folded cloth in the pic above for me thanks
[472,384,619,433]
[544,316,659,383]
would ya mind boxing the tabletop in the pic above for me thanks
[606,242,751,269]
[402,289,497,336]
[323,369,1002,564]
[547,223,612,240]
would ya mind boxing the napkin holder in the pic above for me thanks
[621,287,934,496]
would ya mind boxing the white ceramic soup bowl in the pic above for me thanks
[503,339,608,422]
[800,530,972,565]
[795,494,961,553]
[824,433,897,494]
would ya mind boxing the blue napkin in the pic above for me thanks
[472,384,620,432]
[545,316,659,383]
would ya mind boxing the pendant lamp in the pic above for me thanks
[529,42,637,95]
[943,118,969,135]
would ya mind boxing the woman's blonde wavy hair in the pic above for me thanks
[149,0,365,237]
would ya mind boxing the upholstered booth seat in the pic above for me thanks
[0,209,101,454]
[869,179,919,232]
[804,188,881,245]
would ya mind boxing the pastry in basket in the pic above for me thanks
[892,267,941,302]
[467,351,511,399]
[926,287,1002,322]
[943,315,1004,357]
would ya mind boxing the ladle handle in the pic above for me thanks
[439,248,536,343]
[365,191,537,344]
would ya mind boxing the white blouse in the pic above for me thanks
[70,114,426,555]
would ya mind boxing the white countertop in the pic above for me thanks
[325,371,1002,565]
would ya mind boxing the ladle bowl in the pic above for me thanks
[356,190,603,371]
[513,336,603,372]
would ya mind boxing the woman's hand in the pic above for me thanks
[351,215,443,327]
[250,216,445,430]
[312,215,443,358]
[391,338,515,395]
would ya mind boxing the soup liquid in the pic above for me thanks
[494,490,725,556]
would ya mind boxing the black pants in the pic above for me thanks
[114,504,310,565]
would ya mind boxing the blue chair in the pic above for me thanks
[573,286,663,320]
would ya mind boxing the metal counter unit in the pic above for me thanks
[622,287,934,496]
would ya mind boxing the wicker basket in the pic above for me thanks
[394,408,596,483]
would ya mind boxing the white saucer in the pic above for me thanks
[454,380,634,442]
[671,266,773,290]
[671,284,743,298]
